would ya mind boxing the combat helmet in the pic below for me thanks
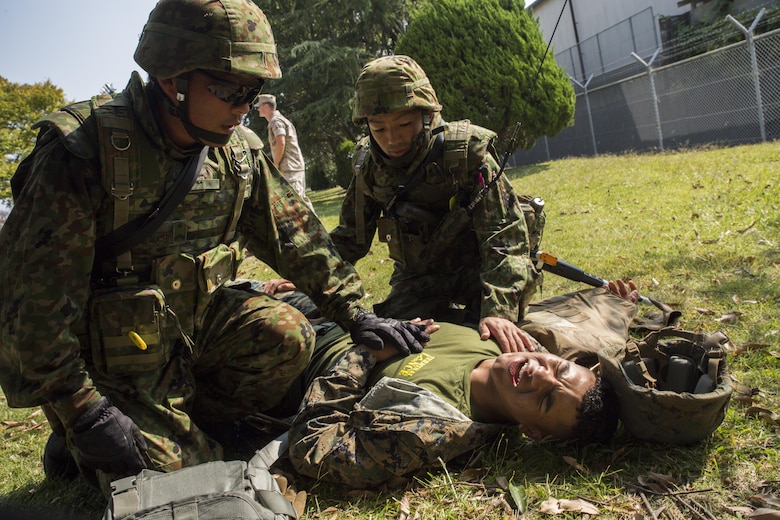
[352,55,442,125]
[134,0,280,146]
[134,0,281,80]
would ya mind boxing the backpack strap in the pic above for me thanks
[94,147,208,267]
[623,339,657,388]
[94,97,142,273]
[225,126,259,243]
[442,120,470,176]
[352,145,370,245]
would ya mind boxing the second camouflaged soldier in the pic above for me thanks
[0,0,427,496]
[330,55,543,353]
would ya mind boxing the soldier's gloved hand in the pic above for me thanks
[349,310,430,355]
[70,397,148,476]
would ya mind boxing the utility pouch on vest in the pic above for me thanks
[88,286,171,376]
[377,217,427,271]
[598,327,734,444]
[377,217,401,244]
[196,242,241,294]
[518,194,546,252]
[153,253,198,337]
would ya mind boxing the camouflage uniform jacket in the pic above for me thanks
[330,120,534,322]
[0,73,363,426]
[287,346,507,488]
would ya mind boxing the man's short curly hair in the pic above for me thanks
[571,376,619,444]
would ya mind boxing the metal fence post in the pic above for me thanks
[727,8,767,143]
[571,75,597,156]
[543,136,551,162]
[632,48,663,152]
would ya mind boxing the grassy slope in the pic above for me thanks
[1,142,778,518]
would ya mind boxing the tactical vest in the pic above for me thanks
[29,92,260,375]
[352,120,545,271]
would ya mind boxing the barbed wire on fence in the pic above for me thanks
[512,17,780,166]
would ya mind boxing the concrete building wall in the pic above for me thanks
[529,0,690,54]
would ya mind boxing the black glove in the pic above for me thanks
[70,397,148,476]
[349,310,430,355]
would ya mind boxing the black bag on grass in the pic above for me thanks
[598,327,734,444]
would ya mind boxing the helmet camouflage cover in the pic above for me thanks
[134,0,281,80]
[352,55,442,124]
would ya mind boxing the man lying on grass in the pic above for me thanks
[271,280,640,489]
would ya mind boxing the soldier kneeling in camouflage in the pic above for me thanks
[332,55,544,354]
[271,280,640,489]
[271,56,553,354]
[0,0,428,497]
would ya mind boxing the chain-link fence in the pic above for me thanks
[555,7,659,91]
[512,24,780,166]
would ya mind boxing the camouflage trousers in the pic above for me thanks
[52,283,315,493]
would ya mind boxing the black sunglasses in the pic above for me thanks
[198,69,264,106]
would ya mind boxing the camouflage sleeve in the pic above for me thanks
[0,134,103,425]
[328,168,381,265]
[236,152,364,326]
[287,348,500,488]
[471,154,533,321]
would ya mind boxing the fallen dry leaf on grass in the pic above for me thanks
[734,394,758,406]
[458,467,488,482]
[539,497,599,515]
[750,493,780,508]
[645,472,678,487]
[318,506,339,519]
[746,407,780,427]
[716,311,740,323]
[727,505,755,515]
[562,455,588,473]
[733,343,771,355]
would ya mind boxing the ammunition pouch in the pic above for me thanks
[378,202,443,273]
[519,194,546,252]
[87,243,243,377]
[88,285,172,377]
[377,216,428,273]
[195,242,242,328]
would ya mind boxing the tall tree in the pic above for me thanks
[396,0,575,152]
[251,1,416,187]
[0,77,65,203]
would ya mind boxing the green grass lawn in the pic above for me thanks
[2,141,779,518]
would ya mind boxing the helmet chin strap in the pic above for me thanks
[168,77,231,147]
